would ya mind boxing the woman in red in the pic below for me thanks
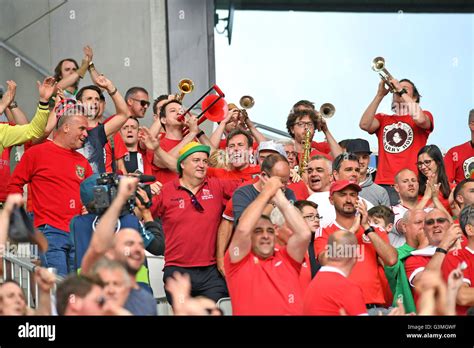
[416,145,453,213]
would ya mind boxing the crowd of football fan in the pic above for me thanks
[0,45,473,316]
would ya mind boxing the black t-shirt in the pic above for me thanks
[77,124,107,174]
[123,151,145,174]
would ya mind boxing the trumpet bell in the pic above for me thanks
[372,57,385,72]
[239,95,255,109]
[178,78,194,94]
[319,103,335,119]
[202,94,228,122]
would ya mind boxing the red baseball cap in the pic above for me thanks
[329,180,361,196]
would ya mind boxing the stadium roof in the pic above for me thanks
[215,0,474,13]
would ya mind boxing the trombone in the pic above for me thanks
[371,57,398,93]
[175,78,194,102]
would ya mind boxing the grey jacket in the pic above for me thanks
[359,175,391,207]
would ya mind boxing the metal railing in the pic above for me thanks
[2,253,62,310]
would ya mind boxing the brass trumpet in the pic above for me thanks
[175,78,194,102]
[319,103,335,119]
[371,57,398,93]
[239,95,255,110]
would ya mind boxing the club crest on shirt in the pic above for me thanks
[201,189,214,200]
[382,122,413,154]
[75,165,86,179]
[462,157,474,178]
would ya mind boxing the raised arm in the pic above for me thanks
[138,126,178,172]
[229,177,283,263]
[2,82,28,125]
[0,81,17,115]
[320,119,343,158]
[95,75,129,137]
[241,111,267,144]
[358,199,398,266]
[81,177,139,273]
[209,110,233,149]
[273,189,311,263]
[359,80,386,134]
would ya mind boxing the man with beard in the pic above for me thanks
[82,176,157,315]
[404,208,463,308]
[75,74,129,173]
[359,78,434,206]
[314,180,398,312]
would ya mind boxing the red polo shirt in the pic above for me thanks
[315,222,389,305]
[441,245,474,315]
[224,247,303,315]
[303,266,367,315]
[151,176,239,267]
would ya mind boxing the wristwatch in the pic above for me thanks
[364,226,375,236]
[8,101,18,109]
[435,247,448,254]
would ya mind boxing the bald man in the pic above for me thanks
[303,230,367,315]
[82,177,157,315]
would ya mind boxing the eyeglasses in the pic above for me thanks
[286,151,298,158]
[130,98,150,108]
[295,121,314,129]
[416,159,433,168]
[425,217,449,226]
[303,215,322,222]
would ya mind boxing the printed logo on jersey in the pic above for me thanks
[462,157,474,178]
[76,165,86,179]
[382,122,414,154]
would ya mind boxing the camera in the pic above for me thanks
[91,173,155,216]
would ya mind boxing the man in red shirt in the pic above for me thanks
[225,176,311,315]
[149,100,212,185]
[359,78,434,206]
[445,110,474,184]
[8,107,93,276]
[453,178,474,213]
[314,180,398,311]
[404,208,463,308]
[151,142,239,303]
[441,205,474,314]
[207,129,260,182]
[304,229,367,315]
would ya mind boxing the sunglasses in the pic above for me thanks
[425,217,449,226]
[131,98,150,108]
[190,193,204,212]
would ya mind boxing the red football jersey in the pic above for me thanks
[315,222,390,304]
[444,141,474,184]
[225,247,303,315]
[303,266,367,315]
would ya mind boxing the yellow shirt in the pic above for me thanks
[0,104,49,153]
